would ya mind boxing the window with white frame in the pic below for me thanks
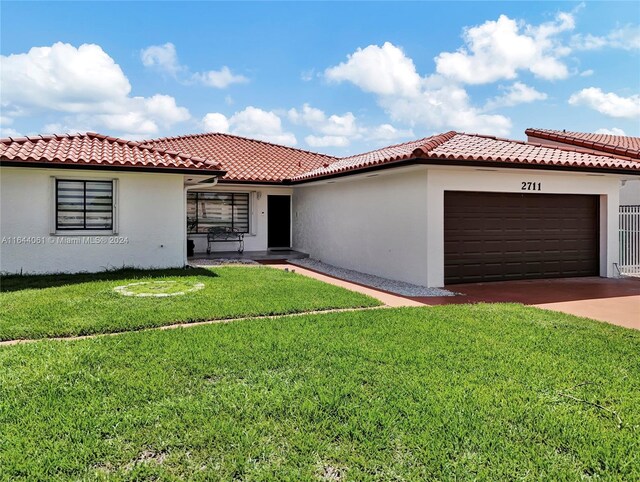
[56,179,114,231]
[187,192,249,233]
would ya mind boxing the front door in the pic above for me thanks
[267,195,291,249]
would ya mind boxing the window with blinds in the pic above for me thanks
[56,180,114,230]
[187,192,249,233]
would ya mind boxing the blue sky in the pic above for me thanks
[1,1,639,155]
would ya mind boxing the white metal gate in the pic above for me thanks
[619,205,640,276]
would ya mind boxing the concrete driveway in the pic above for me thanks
[414,277,640,330]
[272,262,639,330]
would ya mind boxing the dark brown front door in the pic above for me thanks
[444,192,599,284]
[267,195,291,249]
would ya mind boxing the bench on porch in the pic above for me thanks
[207,226,245,254]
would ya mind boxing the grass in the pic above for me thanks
[1,305,638,480]
[0,266,379,340]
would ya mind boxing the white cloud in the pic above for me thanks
[324,9,591,136]
[192,67,248,89]
[572,25,640,51]
[206,102,415,150]
[288,104,325,125]
[1,42,131,113]
[580,69,594,77]
[230,107,296,144]
[325,42,421,96]
[484,82,548,110]
[595,127,626,135]
[0,116,13,126]
[141,42,247,89]
[435,13,573,84]
[365,123,414,142]
[42,121,95,135]
[39,96,190,137]
[143,94,190,125]
[569,87,640,119]
[573,34,607,50]
[98,94,191,136]
[42,123,64,134]
[305,135,350,147]
[380,83,512,135]
[202,107,296,145]
[140,42,182,76]
[202,112,230,133]
[0,42,191,137]
[0,127,20,138]
[94,112,158,135]
[605,25,640,49]
[288,104,358,136]
[324,43,512,136]
[289,103,414,147]
[323,113,358,136]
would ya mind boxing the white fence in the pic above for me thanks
[619,205,640,276]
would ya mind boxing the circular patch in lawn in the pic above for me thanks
[113,280,205,297]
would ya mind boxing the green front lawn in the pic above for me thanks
[0,267,379,340]
[1,305,638,480]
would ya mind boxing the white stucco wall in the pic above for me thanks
[0,167,186,274]
[188,184,293,254]
[292,165,623,287]
[293,167,430,286]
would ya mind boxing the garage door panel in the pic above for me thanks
[444,192,599,284]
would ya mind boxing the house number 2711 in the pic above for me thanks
[521,181,541,191]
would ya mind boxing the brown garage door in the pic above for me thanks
[444,192,599,284]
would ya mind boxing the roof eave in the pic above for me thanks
[217,178,292,185]
[288,157,639,184]
[0,159,227,177]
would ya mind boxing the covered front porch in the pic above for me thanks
[183,177,295,260]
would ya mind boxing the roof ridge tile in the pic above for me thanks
[338,135,436,161]
[411,131,458,156]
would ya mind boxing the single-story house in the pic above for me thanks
[1,129,639,286]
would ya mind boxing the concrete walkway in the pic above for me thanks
[412,277,640,330]
[268,264,424,307]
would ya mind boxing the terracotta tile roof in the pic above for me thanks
[293,132,457,180]
[143,132,336,183]
[293,132,640,181]
[525,128,640,160]
[3,130,637,183]
[429,133,639,168]
[0,132,224,173]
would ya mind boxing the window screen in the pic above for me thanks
[187,192,249,233]
[56,180,113,230]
